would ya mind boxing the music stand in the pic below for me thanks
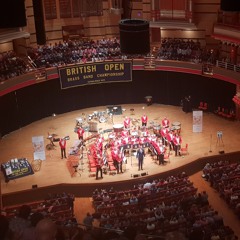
[71,164,81,177]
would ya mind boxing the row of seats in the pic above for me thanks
[202,161,240,218]
[91,174,236,238]
[214,107,236,120]
[2,192,75,226]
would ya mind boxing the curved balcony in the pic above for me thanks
[0,59,239,97]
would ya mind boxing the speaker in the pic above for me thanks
[132,174,139,178]
[32,184,38,189]
[141,172,147,176]
[0,0,27,28]
[119,19,150,55]
[219,150,225,154]
[220,0,240,11]
[32,0,46,45]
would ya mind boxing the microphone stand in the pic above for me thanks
[209,134,212,153]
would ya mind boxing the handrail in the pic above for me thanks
[216,60,240,73]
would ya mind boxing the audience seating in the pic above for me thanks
[202,161,240,219]
[90,173,235,238]
[2,193,75,227]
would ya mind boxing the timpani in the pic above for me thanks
[172,121,181,134]
[113,124,124,133]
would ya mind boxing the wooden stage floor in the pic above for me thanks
[1,103,240,195]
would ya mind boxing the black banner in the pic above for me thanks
[59,61,132,89]
[1,158,34,182]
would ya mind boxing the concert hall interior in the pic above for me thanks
[1,0,240,239]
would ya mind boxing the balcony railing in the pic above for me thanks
[216,60,240,73]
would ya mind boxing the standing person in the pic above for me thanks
[124,116,131,130]
[187,95,192,113]
[173,133,182,156]
[136,145,145,171]
[59,138,67,159]
[77,127,85,141]
[166,130,174,151]
[162,117,170,128]
[141,114,148,127]
[117,152,123,174]
[95,153,103,180]
[160,127,169,146]
[111,147,119,173]
[156,142,165,165]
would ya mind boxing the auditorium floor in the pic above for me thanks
[1,103,240,237]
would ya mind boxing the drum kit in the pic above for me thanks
[88,110,108,123]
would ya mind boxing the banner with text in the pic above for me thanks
[32,136,46,160]
[193,110,203,133]
[59,61,132,89]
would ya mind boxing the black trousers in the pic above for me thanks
[138,158,143,170]
[61,148,66,158]
[158,154,164,165]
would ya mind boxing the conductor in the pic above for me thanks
[136,145,145,171]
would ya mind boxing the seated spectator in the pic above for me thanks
[35,218,57,240]
[146,222,155,231]
[22,212,44,240]
[0,214,10,240]
[83,212,94,230]
[9,205,31,239]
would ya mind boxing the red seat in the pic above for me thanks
[180,143,189,155]
[198,102,204,110]
[164,152,170,163]
[202,102,208,111]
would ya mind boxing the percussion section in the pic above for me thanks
[113,124,124,133]
[172,121,181,134]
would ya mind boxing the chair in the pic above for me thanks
[218,107,224,117]
[180,144,189,155]
[198,102,204,110]
[202,102,208,111]
[108,163,117,175]
[164,152,170,163]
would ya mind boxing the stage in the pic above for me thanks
[1,103,240,196]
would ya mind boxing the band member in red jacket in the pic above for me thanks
[116,152,124,174]
[141,114,148,127]
[124,116,131,129]
[155,142,165,165]
[166,130,174,151]
[162,117,170,128]
[77,127,85,140]
[111,147,120,173]
[59,138,67,159]
[160,127,169,145]
[95,153,103,180]
[173,133,182,156]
